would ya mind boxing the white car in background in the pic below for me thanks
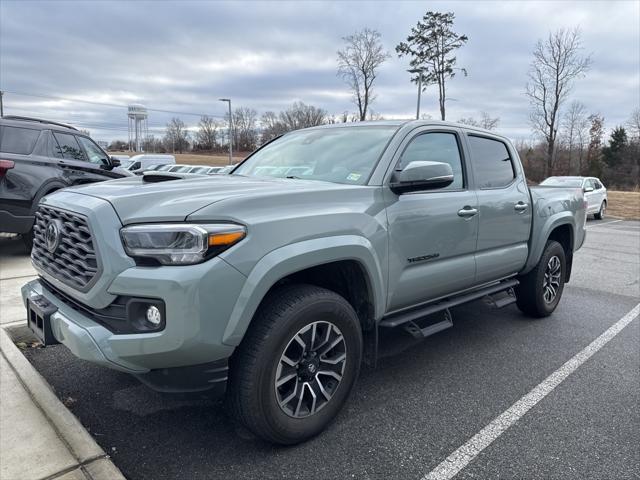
[126,154,176,173]
[540,176,608,219]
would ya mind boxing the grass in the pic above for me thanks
[607,191,640,220]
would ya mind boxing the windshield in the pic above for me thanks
[540,177,583,188]
[233,126,399,185]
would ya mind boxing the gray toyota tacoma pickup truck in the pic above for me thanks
[22,121,586,444]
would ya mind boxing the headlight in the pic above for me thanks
[121,223,246,265]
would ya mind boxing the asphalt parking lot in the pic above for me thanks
[8,219,640,480]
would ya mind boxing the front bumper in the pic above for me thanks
[22,253,246,391]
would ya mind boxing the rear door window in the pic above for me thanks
[53,133,87,161]
[0,126,41,154]
[467,135,515,188]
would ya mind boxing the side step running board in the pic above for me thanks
[380,279,519,329]
[403,309,453,339]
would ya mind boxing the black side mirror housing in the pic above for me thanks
[110,157,121,167]
[390,161,454,194]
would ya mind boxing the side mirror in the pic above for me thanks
[110,157,121,167]
[390,161,454,194]
[583,186,594,193]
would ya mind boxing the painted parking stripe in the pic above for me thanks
[587,219,623,229]
[422,302,640,480]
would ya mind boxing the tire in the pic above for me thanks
[226,284,363,445]
[21,229,34,253]
[594,201,606,220]
[516,240,566,318]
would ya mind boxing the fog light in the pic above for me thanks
[146,305,162,326]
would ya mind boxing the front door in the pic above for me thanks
[385,128,478,313]
[465,133,532,284]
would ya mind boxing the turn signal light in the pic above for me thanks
[208,230,246,247]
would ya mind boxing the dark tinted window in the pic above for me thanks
[0,126,41,154]
[468,135,515,188]
[398,132,464,190]
[593,179,603,189]
[77,136,109,164]
[53,133,86,161]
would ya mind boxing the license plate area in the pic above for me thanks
[27,295,60,345]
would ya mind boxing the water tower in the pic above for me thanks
[127,104,148,152]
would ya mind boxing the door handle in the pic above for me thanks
[457,207,478,218]
[514,202,529,212]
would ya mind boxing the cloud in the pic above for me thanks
[1,0,638,142]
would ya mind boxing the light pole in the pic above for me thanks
[219,98,233,165]
[408,68,426,120]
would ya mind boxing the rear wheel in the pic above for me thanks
[226,284,362,444]
[594,201,606,220]
[516,240,566,318]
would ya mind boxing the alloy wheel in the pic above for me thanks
[275,321,347,418]
[543,255,562,304]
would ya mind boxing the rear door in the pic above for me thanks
[52,132,120,182]
[583,178,598,212]
[385,127,478,312]
[465,133,532,284]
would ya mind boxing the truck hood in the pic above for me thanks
[67,174,348,224]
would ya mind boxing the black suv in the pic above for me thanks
[0,116,125,249]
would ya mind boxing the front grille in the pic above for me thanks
[32,206,99,290]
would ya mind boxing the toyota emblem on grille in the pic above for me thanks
[45,220,63,253]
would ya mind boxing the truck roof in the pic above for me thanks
[302,119,507,139]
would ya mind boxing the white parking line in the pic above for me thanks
[422,302,640,480]
[587,219,623,229]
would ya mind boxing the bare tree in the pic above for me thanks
[586,113,604,176]
[457,111,499,130]
[626,107,640,140]
[196,115,219,150]
[260,102,328,142]
[229,107,258,152]
[396,11,468,120]
[164,117,189,153]
[337,28,390,121]
[278,101,327,131]
[560,101,588,174]
[526,27,592,177]
[261,111,293,143]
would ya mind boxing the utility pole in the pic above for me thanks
[219,98,233,165]
[0,91,4,117]
[408,68,425,120]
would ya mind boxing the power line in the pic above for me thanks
[3,90,227,118]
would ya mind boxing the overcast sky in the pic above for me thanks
[1,0,638,143]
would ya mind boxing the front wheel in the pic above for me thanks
[226,284,362,444]
[594,201,606,220]
[516,240,566,318]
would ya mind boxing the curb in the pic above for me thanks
[0,325,126,480]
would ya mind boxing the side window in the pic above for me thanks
[397,132,464,190]
[468,135,515,188]
[53,133,86,161]
[0,126,41,154]
[584,179,595,190]
[130,161,141,170]
[594,179,603,189]
[77,136,109,165]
